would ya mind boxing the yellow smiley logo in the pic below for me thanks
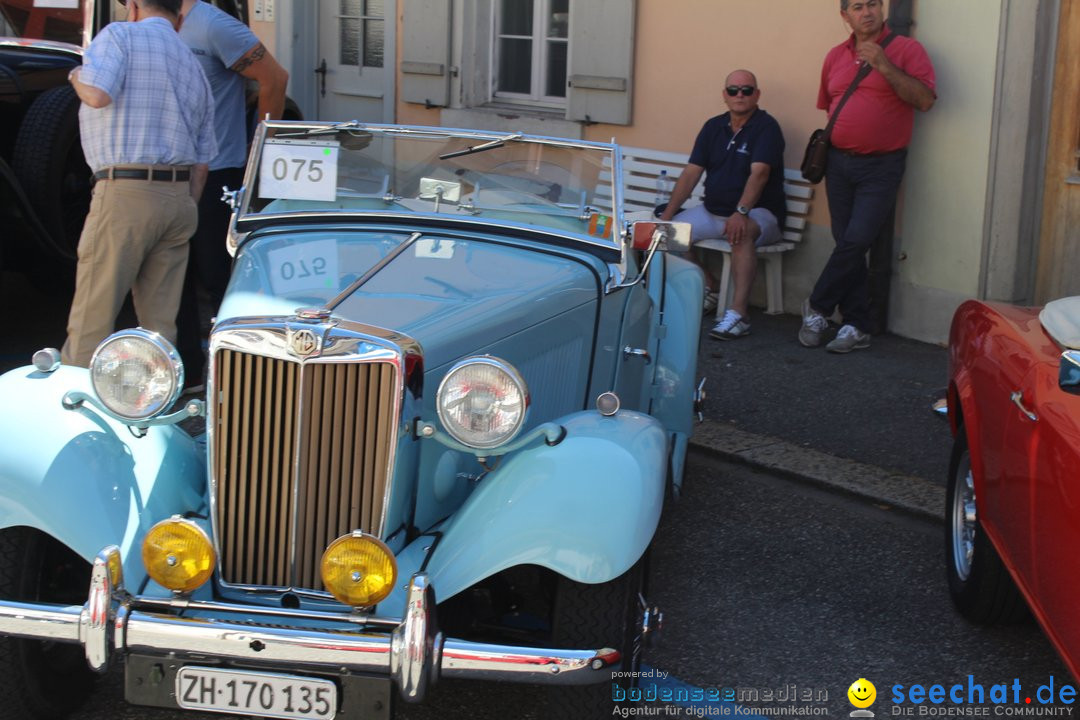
[848,678,877,708]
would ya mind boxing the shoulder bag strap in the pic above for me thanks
[823,32,897,138]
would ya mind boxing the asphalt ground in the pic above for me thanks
[647,451,1068,719]
[692,309,952,521]
[694,308,950,483]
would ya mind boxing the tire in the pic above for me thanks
[246,95,304,139]
[944,433,1026,624]
[0,527,95,720]
[11,84,90,264]
[544,560,646,719]
[283,96,303,121]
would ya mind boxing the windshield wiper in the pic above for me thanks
[438,132,523,160]
[301,120,366,136]
[326,232,423,311]
[273,121,375,150]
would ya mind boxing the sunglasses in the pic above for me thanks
[726,85,757,97]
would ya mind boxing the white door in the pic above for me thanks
[315,0,395,123]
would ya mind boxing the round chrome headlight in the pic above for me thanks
[436,356,529,449]
[89,329,183,420]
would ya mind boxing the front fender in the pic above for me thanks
[424,409,667,602]
[0,366,207,587]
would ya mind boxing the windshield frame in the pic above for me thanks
[233,121,628,265]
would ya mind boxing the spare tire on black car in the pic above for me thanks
[12,83,91,264]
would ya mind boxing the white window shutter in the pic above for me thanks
[567,0,635,125]
[402,0,453,108]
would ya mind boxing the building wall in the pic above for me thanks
[380,0,1011,343]
[980,0,1055,308]
[1036,0,1080,303]
[889,0,1002,343]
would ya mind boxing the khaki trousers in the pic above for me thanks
[62,177,198,367]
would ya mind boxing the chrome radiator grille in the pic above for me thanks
[213,349,399,590]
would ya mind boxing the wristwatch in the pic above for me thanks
[736,205,750,216]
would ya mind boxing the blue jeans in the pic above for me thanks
[809,147,907,333]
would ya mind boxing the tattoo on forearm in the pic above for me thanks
[232,44,266,73]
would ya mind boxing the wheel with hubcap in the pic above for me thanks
[944,433,1025,624]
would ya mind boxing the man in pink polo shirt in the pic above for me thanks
[799,0,936,353]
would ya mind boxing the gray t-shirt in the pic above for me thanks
[179,1,257,171]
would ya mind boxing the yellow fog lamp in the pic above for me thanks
[321,532,397,608]
[142,517,215,593]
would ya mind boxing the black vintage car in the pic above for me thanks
[0,0,297,288]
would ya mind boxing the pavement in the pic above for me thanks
[689,307,952,522]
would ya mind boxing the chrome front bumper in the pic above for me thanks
[0,547,619,704]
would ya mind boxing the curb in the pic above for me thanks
[688,421,945,523]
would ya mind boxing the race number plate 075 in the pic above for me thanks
[259,139,339,202]
[175,666,336,720]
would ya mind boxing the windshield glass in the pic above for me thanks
[0,0,84,44]
[228,229,412,310]
[241,122,622,246]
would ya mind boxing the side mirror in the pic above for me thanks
[630,221,691,253]
[1060,350,1080,394]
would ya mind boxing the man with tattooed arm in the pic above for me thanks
[175,0,290,391]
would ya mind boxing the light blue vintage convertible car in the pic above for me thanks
[0,122,703,719]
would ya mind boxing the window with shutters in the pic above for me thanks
[493,0,569,108]
[400,0,635,127]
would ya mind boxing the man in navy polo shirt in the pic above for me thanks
[660,69,786,340]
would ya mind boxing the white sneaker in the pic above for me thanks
[798,299,829,348]
[703,291,719,313]
[709,309,750,340]
[826,324,871,353]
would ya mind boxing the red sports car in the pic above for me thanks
[946,296,1080,678]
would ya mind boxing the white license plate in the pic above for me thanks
[175,666,337,720]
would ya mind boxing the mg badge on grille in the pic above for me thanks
[288,328,320,357]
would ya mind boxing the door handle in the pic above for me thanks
[315,59,327,97]
[1010,391,1038,422]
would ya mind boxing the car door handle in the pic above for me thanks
[1010,391,1038,422]
[623,346,651,364]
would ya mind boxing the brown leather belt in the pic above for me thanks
[93,168,191,182]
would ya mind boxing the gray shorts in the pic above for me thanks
[674,204,782,248]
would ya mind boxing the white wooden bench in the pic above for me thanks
[604,145,814,317]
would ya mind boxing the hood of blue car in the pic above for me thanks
[336,240,601,369]
[218,234,604,371]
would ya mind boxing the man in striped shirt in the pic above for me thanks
[61,0,217,367]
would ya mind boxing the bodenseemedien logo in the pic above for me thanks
[850,678,878,718]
